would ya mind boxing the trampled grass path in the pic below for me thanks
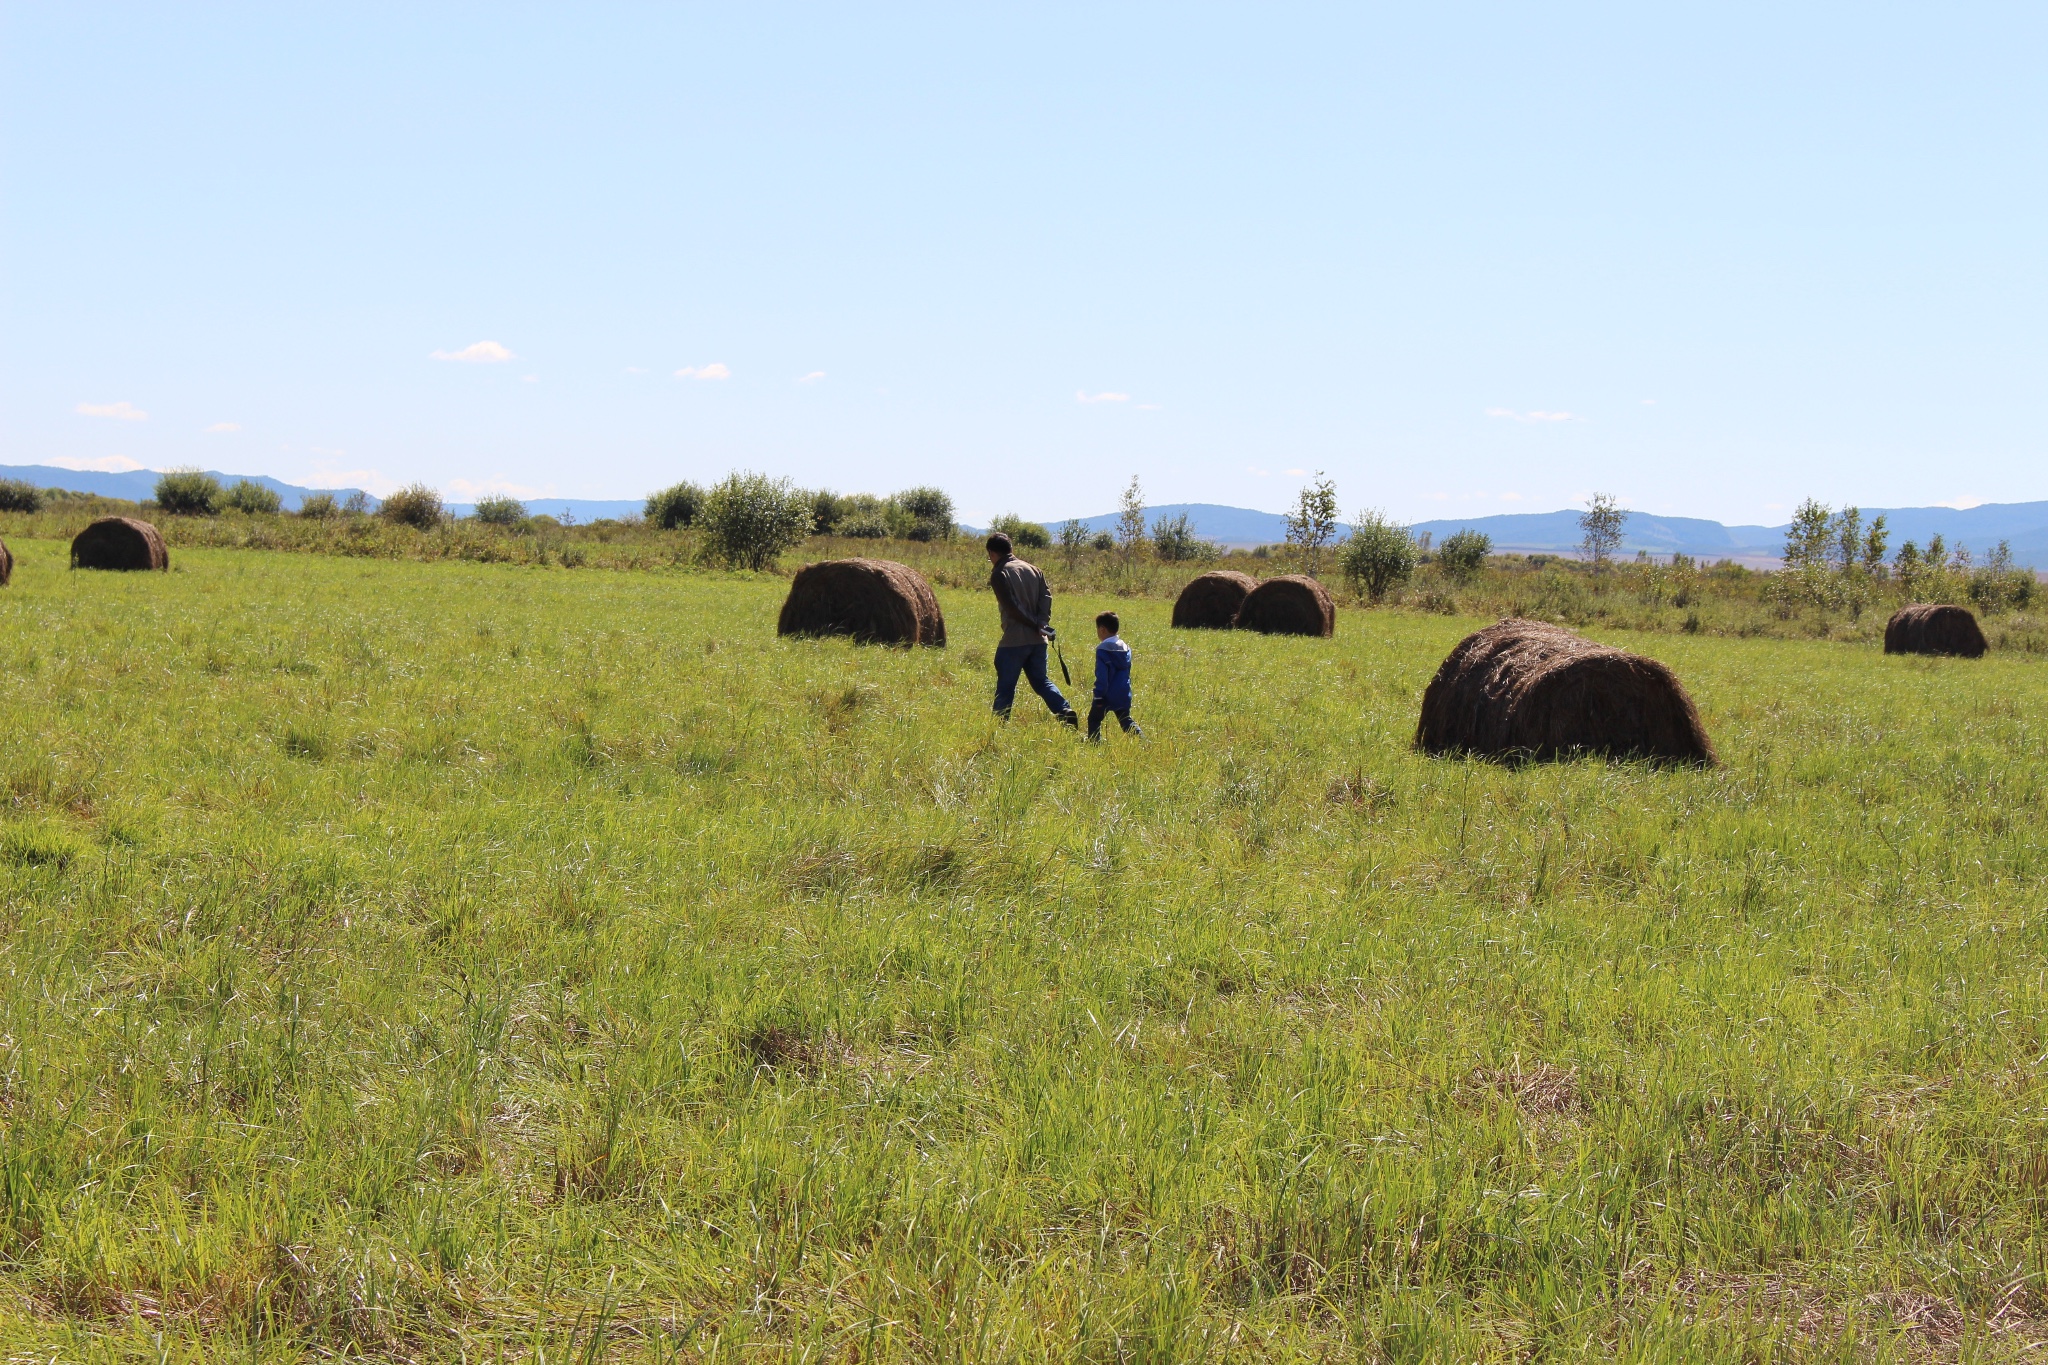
[1,540,2045,1360]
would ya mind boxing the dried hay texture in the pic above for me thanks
[1233,574,1335,637]
[1416,617,1714,765]
[1171,570,1259,629]
[1884,603,1988,658]
[778,557,947,647]
[0,535,11,587]
[71,517,169,572]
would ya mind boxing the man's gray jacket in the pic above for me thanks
[989,554,1054,648]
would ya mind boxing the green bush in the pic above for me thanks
[224,479,282,515]
[0,478,43,513]
[646,481,705,530]
[1436,528,1492,582]
[807,489,845,535]
[1150,511,1214,563]
[379,484,445,530]
[699,472,815,570]
[989,513,1051,550]
[1341,510,1419,601]
[894,486,955,542]
[838,511,891,538]
[155,469,222,516]
[473,494,527,526]
[297,493,339,519]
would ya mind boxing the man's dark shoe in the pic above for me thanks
[1058,710,1080,729]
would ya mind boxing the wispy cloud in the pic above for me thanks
[797,371,826,384]
[520,374,539,384]
[206,421,240,433]
[76,400,147,422]
[1137,403,1162,411]
[306,462,401,496]
[1935,496,1986,510]
[676,362,731,380]
[1076,390,1131,404]
[47,454,146,472]
[1486,407,1579,423]
[431,340,515,363]
[447,476,552,499]
[1500,491,1524,501]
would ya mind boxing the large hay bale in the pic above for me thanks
[71,517,169,572]
[1416,618,1714,765]
[1172,570,1258,629]
[1884,603,1987,658]
[0,535,11,587]
[1234,574,1334,637]
[778,557,946,646]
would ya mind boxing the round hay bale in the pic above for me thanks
[1416,618,1714,765]
[1171,570,1258,629]
[1884,603,1987,658]
[71,517,169,572]
[0,535,12,587]
[778,557,946,647]
[1233,574,1334,637]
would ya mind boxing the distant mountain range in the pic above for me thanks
[8,465,2043,568]
[1044,501,2048,568]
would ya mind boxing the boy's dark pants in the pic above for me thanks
[1087,700,1139,739]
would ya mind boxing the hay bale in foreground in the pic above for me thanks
[71,517,169,572]
[1416,618,1714,765]
[1234,574,1334,637]
[778,558,947,646]
[1172,570,1258,629]
[1884,603,1987,658]
[0,536,11,587]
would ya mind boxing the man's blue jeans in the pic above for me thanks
[992,644,1070,718]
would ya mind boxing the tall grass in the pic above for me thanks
[1,536,2045,1356]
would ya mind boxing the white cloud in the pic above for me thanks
[1935,496,1986,509]
[1486,407,1579,423]
[306,461,401,496]
[1285,467,1309,477]
[1137,403,1162,411]
[1500,491,1524,501]
[1076,390,1130,404]
[76,400,147,421]
[447,476,551,499]
[1246,465,1271,477]
[797,371,826,384]
[676,362,731,380]
[206,421,241,433]
[431,340,515,363]
[47,454,146,472]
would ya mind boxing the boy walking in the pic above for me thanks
[1087,611,1142,740]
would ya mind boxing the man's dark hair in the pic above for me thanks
[1096,610,1120,632]
[985,531,1013,554]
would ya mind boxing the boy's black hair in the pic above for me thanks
[1095,610,1120,632]
[985,531,1013,554]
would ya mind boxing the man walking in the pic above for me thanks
[985,531,1079,728]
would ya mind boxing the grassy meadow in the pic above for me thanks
[1,536,2046,1360]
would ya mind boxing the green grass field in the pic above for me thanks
[2,537,2046,1361]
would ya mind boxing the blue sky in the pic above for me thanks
[4,4,2044,525]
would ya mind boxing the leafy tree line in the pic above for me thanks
[1779,497,2035,613]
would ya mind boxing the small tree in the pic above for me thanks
[699,471,814,570]
[473,494,527,526]
[224,479,282,514]
[807,489,844,535]
[988,513,1051,550]
[1115,476,1147,564]
[1578,492,1627,567]
[0,478,43,512]
[1090,530,1115,552]
[297,493,338,519]
[1341,510,1418,601]
[155,469,222,516]
[1781,499,1832,572]
[1058,518,1089,568]
[894,486,955,542]
[1435,528,1492,583]
[1830,506,1863,574]
[342,491,371,515]
[1151,511,1212,563]
[379,483,445,529]
[1860,515,1889,576]
[645,481,705,530]
[1284,471,1341,577]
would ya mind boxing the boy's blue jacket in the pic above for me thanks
[1092,636,1133,708]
